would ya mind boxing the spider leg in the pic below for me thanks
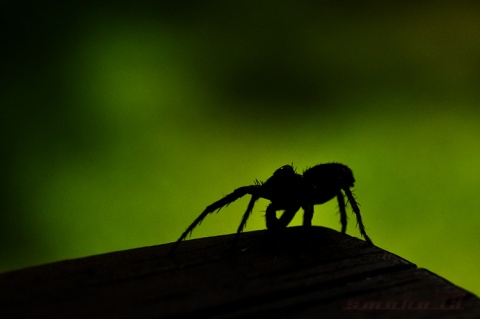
[265,203,280,230]
[302,205,314,227]
[232,194,260,249]
[344,188,373,245]
[170,185,257,254]
[336,191,347,233]
[279,206,300,228]
[265,203,300,230]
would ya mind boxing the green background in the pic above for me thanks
[2,1,480,296]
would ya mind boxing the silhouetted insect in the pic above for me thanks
[170,163,372,253]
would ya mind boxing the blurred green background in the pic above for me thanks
[2,1,480,295]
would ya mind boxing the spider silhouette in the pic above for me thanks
[170,163,373,253]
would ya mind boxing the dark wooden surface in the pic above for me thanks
[1,226,479,318]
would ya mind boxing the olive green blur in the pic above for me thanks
[2,1,479,295]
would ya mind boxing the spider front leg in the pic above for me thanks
[336,191,347,233]
[343,188,373,245]
[302,204,314,227]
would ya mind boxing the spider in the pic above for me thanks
[170,163,373,253]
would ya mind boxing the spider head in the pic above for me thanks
[303,163,356,190]
[335,164,355,189]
